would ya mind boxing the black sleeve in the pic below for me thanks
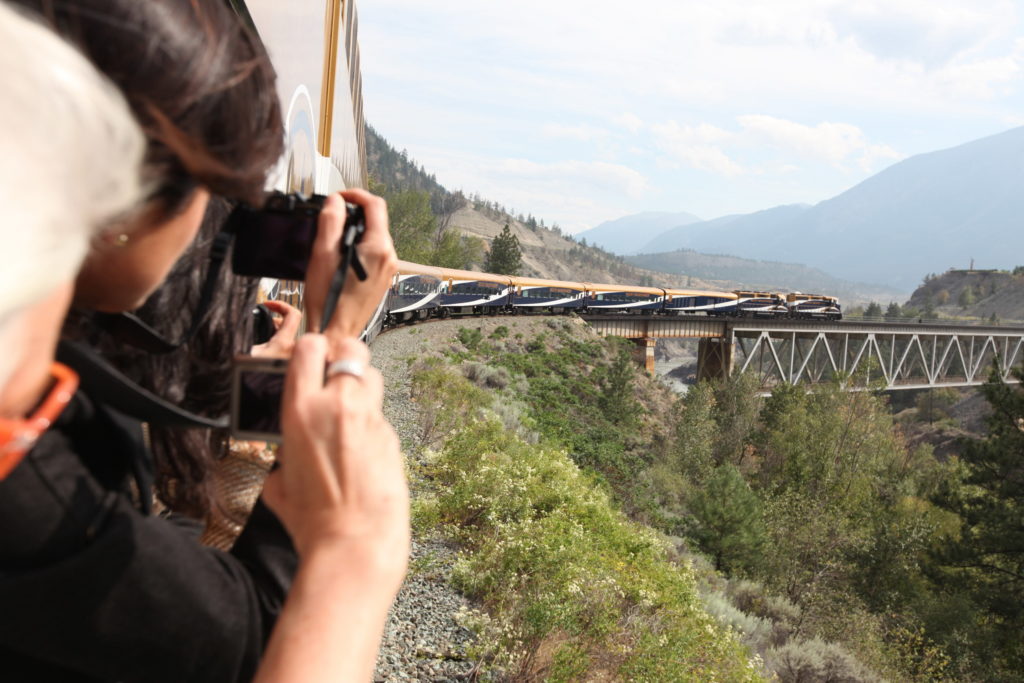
[0,427,295,683]
[230,497,299,645]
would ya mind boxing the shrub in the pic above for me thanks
[701,590,776,655]
[457,326,483,351]
[411,359,490,446]
[462,361,512,389]
[767,638,881,683]
[728,580,802,630]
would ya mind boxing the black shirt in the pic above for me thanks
[0,390,296,682]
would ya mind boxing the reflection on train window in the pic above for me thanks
[398,276,440,296]
[597,291,651,303]
[452,281,502,297]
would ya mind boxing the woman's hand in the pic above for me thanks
[250,300,302,358]
[255,334,409,683]
[303,189,398,357]
[261,335,409,581]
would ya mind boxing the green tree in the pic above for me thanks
[932,366,1024,674]
[671,381,717,483]
[431,229,484,269]
[885,302,902,320]
[383,188,434,263]
[687,464,766,573]
[484,224,522,275]
[864,301,883,318]
[711,372,760,466]
[598,347,640,428]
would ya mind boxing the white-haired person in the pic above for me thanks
[0,2,145,476]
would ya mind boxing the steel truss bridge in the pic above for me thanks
[580,315,1024,391]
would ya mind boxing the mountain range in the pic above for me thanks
[581,126,1024,290]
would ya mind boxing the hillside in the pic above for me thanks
[904,268,1024,322]
[639,126,1024,290]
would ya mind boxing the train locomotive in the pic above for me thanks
[382,261,842,327]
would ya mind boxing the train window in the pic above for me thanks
[398,276,438,296]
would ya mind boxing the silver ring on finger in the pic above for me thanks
[326,359,365,380]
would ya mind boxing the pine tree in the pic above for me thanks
[484,224,522,275]
[687,464,766,572]
[932,365,1024,672]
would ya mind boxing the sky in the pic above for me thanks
[358,0,1024,234]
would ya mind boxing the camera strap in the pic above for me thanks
[92,229,235,354]
[320,224,368,331]
[56,340,228,429]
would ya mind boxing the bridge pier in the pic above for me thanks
[697,337,734,382]
[631,337,657,375]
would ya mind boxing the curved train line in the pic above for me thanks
[374,260,842,334]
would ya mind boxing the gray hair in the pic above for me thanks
[0,2,145,320]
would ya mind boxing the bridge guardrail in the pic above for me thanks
[844,315,1024,328]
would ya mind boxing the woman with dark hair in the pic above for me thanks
[0,1,405,682]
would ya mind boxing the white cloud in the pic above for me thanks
[613,113,644,134]
[496,159,650,199]
[650,122,744,176]
[649,115,904,175]
[541,123,610,142]
[827,0,1013,66]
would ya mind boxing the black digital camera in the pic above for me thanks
[229,192,365,280]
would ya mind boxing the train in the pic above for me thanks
[382,261,842,327]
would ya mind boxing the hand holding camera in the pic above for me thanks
[260,335,409,566]
[304,189,398,353]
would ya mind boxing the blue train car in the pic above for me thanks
[786,293,842,320]
[509,276,587,313]
[663,288,739,316]
[720,290,788,317]
[438,267,513,315]
[584,283,665,312]
[385,261,445,325]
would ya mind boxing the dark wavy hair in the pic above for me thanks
[15,0,283,213]
[23,0,285,517]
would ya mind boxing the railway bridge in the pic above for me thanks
[580,315,1024,391]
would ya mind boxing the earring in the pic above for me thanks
[113,233,130,247]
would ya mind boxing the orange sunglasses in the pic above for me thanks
[0,362,78,480]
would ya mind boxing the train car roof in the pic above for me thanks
[395,260,446,278]
[734,290,784,297]
[510,275,586,289]
[787,292,837,300]
[583,282,665,295]
[664,288,738,300]
[434,266,513,284]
